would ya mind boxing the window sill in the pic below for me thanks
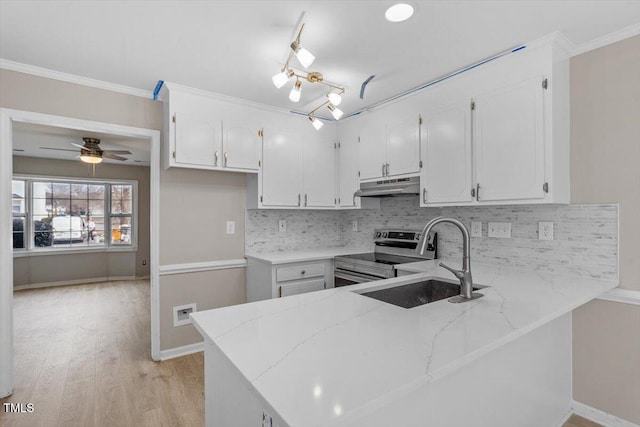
[13,246,138,258]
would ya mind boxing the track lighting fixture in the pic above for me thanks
[272,22,346,130]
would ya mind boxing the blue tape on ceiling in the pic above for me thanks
[360,75,376,99]
[153,80,164,100]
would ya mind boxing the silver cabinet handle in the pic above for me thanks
[298,193,301,206]
[224,152,228,167]
[353,194,356,206]
[214,151,219,167]
[476,183,480,201]
[304,194,308,207]
[423,188,427,204]
[386,163,390,176]
[382,164,386,177]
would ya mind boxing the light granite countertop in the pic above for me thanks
[191,260,617,427]
[245,246,372,264]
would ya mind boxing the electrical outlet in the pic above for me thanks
[538,221,554,240]
[278,220,286,233]
[488,222,511,238]
[173,303,196,327]
[352,220,358,232]
[226,221,235,234]
[471,221,482,238]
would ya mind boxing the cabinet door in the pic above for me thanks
[358,114,387,180]
[387,115,421,177]
[279,278,326,297]
[337,125,361,208]
[261,128,302,207]
[174,112,221,167]
[473,77,545,202]
[421,102,473,205]
[223,122,260,171]
[302,131,336,208]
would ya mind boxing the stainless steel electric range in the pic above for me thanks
[334,229,437,287]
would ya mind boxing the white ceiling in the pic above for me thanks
[12,122,151,166]
[1,1,639,116]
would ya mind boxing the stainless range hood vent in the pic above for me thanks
[354,176,420,198]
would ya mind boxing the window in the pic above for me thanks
[12,176,137,253]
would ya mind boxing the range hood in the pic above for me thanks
[354,176,420,198]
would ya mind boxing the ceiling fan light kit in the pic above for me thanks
[272,22,346,131]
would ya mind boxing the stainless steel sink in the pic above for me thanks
[360,279,488,308]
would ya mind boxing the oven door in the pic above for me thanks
[334,269,386,287]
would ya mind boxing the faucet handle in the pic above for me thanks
[439,262,465,280]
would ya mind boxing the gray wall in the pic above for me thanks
[12,156,151,287]
[570,35,640,424]
[1,68,246,352]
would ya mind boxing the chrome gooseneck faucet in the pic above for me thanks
[417,217,483,303]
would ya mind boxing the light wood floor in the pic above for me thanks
[0,280,204,427]
[0,281,603,427]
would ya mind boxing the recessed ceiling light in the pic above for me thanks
[385,3,414,22]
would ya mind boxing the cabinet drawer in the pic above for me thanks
[279,278,326,297]
[276,263,325,282]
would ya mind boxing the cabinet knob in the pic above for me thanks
[301,270,306,275]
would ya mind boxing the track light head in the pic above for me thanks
[327,92,342,106]
[272,69,294,88]
[327,104,344,120]
[290,40,315,69]
[289,79,302,103]
[308,115,324,131]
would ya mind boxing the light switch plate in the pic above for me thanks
[278,220,286,233]
[226,221,235,234]
[471,221,482,238]
[488,222,511,238]
[538,221,554,240]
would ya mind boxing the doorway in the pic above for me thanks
[0,108,161,397]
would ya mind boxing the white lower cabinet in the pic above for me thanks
[246,258,334,302]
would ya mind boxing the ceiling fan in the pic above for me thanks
[40,137,132,164]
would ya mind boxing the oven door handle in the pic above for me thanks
[334,270,384,283]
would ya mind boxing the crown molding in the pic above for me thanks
[0,59,154,99]
[572,23,640,56]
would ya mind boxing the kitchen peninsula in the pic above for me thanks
[191,260,617,427]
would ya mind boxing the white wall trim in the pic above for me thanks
[0,59,153,99]
[159,341,204,361]
[13,275,149,291]
[159,259,247,276]
[597,288,640,306]
[572,23,640,56]
[572,400,639,427]
[555,410,574,427]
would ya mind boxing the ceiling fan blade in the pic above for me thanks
[40,146,79,152]
[71,142,86,149]
[102,153,128,161]
[102,150,132,155]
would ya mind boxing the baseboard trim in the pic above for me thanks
[14,275,148,291]
[572,400,639,427]
[159,342,204,361]
[597,288,640,306]
[159,259,247,276]
[555,410,574,427]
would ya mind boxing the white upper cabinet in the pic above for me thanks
[261,127,302,207]
[173,111,221,167]
[386,114,421,177]
[337,120,361,208]
[358,113,387,180]
[421,101,473,206]
[357,106,422,181]
[160,82,260,173]
[303,129,337,208]
[473,77,545,202]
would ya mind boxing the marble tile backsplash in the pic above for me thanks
[246,198,618,280]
